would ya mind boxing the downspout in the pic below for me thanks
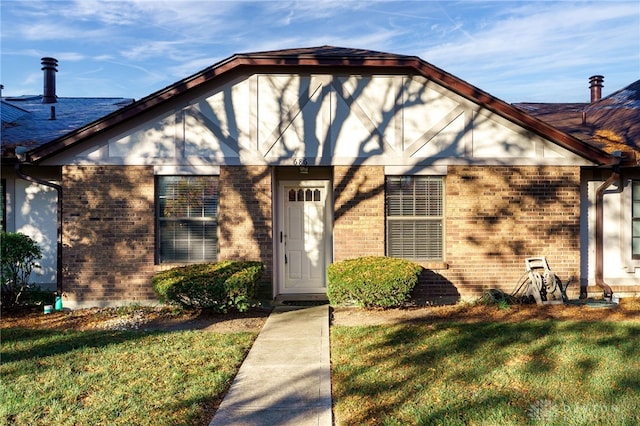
[15,162,63,295]
[594,158,622,299]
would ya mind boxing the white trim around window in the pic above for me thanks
[156,175,219,264]
[385,175,444,261]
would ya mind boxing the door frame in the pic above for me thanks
[275,177,333,296]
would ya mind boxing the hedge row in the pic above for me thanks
[152,256,425,311]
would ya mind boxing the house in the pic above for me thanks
[515,78,640,298]
[2,47,638,309]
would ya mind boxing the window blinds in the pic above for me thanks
[386,176,443,260]
[157,176,218,263]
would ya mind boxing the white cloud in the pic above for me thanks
[67,0,146,26]
[94,54,116,61]
[424,3,634,64]
[418,2,639,101]
[22,71,42,87]
[57,52,87,61]
[1,0,637,101]
[167,56,226,80]
[121,40,192,61]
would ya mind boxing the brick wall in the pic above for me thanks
[62,166,156,306]
[59,163,582,306]
[218,166,273,279]
[415,165,581,301]
[333,165,385,261]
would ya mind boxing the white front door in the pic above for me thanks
[278,180,331,294]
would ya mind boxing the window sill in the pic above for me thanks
[416,261,449,270]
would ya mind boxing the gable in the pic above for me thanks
[52,72,594,168]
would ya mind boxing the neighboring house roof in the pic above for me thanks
[515,80,640,165]
[1,99,30,125]
[21,46,616,166]
[1,95,134,158]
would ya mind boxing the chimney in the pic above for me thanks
[41,57,58,104]
[589,75,604,103]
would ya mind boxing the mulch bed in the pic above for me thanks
[2,298,638,332]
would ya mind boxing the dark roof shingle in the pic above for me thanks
[515,80,640,161]
[1,96,134,157]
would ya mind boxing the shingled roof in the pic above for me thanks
[515,79,640,165]
[8,46,624,165]
[1,95,134,159]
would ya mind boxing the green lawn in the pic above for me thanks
[4,314,640,426]
[1,328,257,426]
[331,320,640,425]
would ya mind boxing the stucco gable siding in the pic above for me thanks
[107,111,177,160]
[259,74,333,159]
[471,110,576,161]
[186,75,253,158]
[50,73,593,170]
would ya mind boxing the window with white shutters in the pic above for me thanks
[157,176,218,263]
[386,176,443,260]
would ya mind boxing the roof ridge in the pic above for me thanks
[1,99,31,113]
[235,45,415,59]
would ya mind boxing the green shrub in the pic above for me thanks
[327,256,423,308]
[20,287,57,306]
[1,232,44,309]
[152,261,264,312]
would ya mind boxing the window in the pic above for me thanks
[633,181,640,259]
[386,176,444,261]
[157,176,218,263]
[288,188,322,202]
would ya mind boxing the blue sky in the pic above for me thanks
[1,1,638,103]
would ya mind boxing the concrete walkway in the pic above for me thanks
[209,305,332,426]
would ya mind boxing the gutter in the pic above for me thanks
[593,154,624,299]
[15,162,63,295]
